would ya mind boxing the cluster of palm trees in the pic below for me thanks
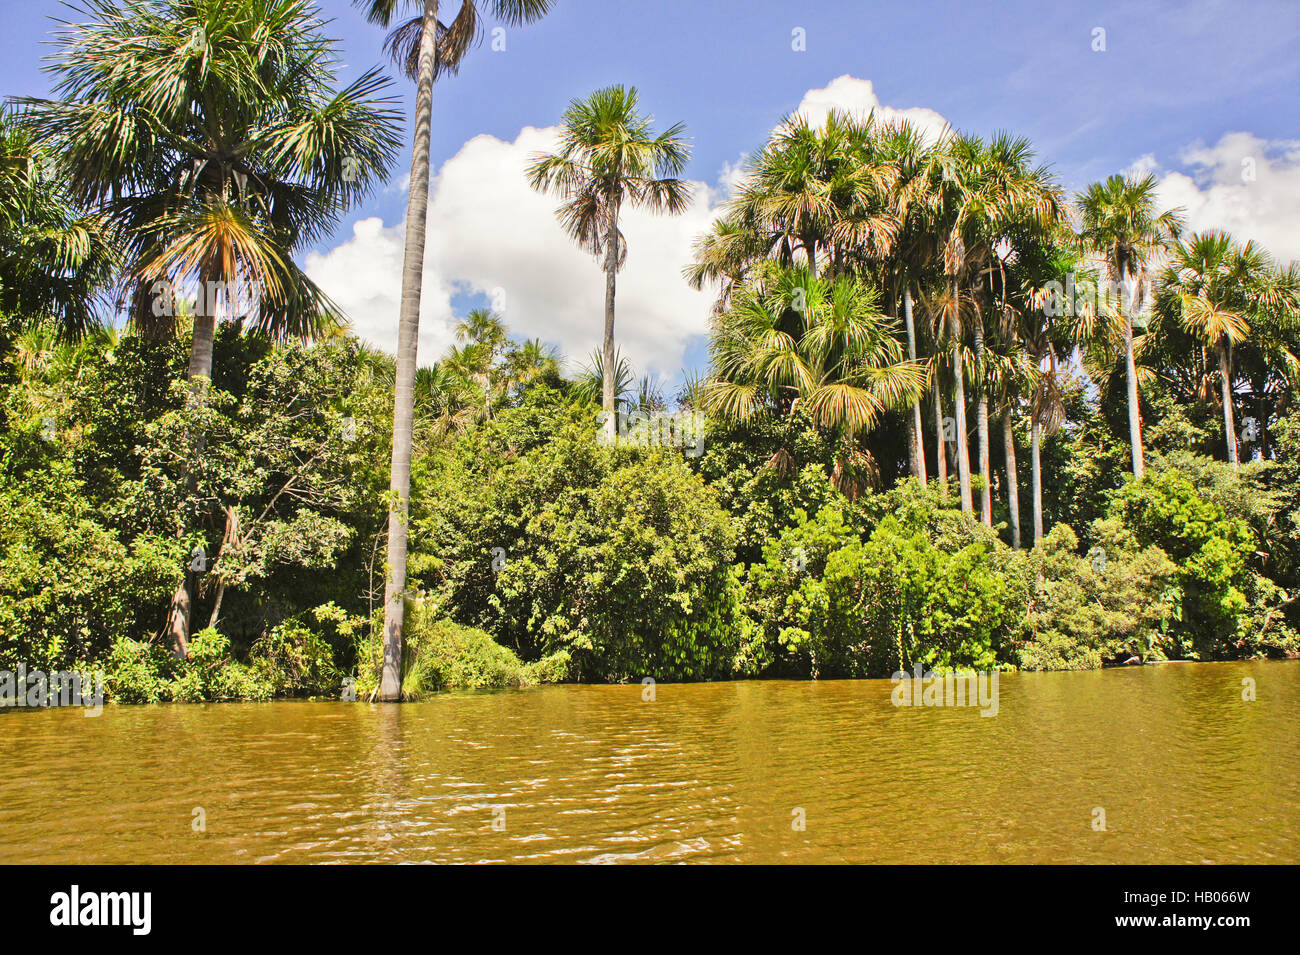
[691,111,1300,545]
[414,308,559,437]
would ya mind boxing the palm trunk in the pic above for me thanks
[188,312,216,381]
[1031,419,1043,545]
[933,371,948,499]
[601,200,621,440]
[1003,412,1020,549]
[166,283,219,657]
[1218,337,1239,466]
[379,0,439,703]
[973,317,991,525]
[904,287,926,485]
[1120,266,1145,479]
[951,280,972,513]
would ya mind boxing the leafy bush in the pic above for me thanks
[1105,469,1262,657]
[0,466,181,671]
[413,403,743,682]
[354,604,568,698]
[1018,523,1179,669]
[168,629,272,702]
[743,486,1022,678]
[250,608,349,698]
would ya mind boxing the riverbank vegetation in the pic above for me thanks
[2,0,1299,702]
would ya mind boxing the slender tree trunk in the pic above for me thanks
[1031,419,1043,545]
[973,316,991,525]
[188,312,216,381]
[1120,266,1145,479]
[601,199,621,441]
[165,582,191,658]
[933,370,948,499]
[206,506,239,630]
[166,285,219,657]
[951,280,973,512]
[1218,337,1239,466]
[904,287,926,485]
[1004,412,1020,549]
[379,0,439,703]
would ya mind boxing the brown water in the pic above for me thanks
[0,662,1296,864]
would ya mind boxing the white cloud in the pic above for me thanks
[304,76,958,376]
[793,75,951,145]
[1137,132,1300,264]
[307,126,721,378]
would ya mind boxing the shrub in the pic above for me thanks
[413,407,743,682]
[250,608,348,698]
[1017,523,1180,669]
[354,605,568,698]
[743,488,1022,678]
[168,629,273,702]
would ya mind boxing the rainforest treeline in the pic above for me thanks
[2,0,1299,702]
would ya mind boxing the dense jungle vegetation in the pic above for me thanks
[2,0,1299,702]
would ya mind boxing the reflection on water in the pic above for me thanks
[0,662,1295,864]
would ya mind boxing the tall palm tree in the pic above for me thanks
[1076,173,1183,479]
[357,0,553,701]
[1157,232,1300,465]
[932,133,1062,521]
[873,120,938,487]
[26,0,402,656]
[686,110,897,304]
[529,85,692,437]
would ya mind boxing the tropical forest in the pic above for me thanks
[3,0,1300,713]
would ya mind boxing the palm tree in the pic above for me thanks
[504,337,561,396]
[26,0,402,656]
[932,133,1063,521]
[356,0,553,701]
[0,108,117,339]
[686,110,897,303]
[870,120,938,487]
[529,85,691,438]
[1076,173,1184,479]
[451,307,507,418]
[1157,232,1300,465]
[706,263,925,494]
[574,346,635,414]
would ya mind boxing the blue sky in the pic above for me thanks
[3,0,1298,380]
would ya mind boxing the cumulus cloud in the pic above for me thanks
[307,126,722,378]
[304,77,956,375]
[792,75,951,145]
[1131,132,1300,264]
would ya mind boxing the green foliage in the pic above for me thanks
[742,486,1021,678]
[6,309,1300,705]
[100,636,170,704]
[168,629,272,703]
[251,608,350,698]
[354,605,568,699]
[0,464,181,671]
[1019,523,1180,669]
[413,398,743,682]
[1104,467,1281,658]
[689,412,840,563]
